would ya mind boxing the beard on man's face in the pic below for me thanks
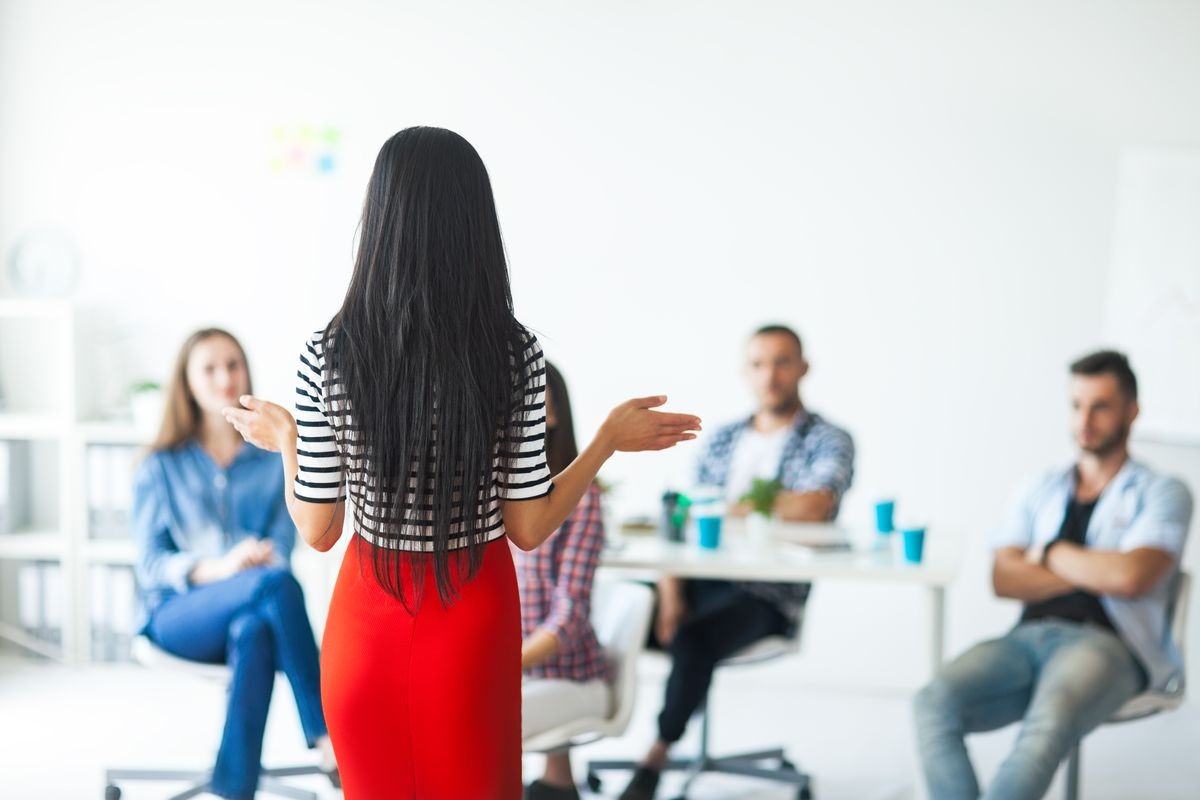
[1079,423,1129,457]
[764,393,801,417]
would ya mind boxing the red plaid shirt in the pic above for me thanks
[513,483,609,682]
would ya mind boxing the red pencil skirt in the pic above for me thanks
[321,534,522,800]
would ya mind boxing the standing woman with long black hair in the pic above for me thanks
[224,126,700,800]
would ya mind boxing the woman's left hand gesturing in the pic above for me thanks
[223,394,297,453]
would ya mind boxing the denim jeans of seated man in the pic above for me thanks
[913,620,1145,800]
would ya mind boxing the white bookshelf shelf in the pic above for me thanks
[83,539,137,565]
[0,413,68,440]
[0,620,63,661]
[0,531,65,560]
[0,303,153,661]
[76,421,148,447]
[0,299,79,660]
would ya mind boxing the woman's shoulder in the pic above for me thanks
[139,442,190,468]
[302,326,337,361]
[133,451,162,486]
[511,326,543,361]
[134,443,191,487]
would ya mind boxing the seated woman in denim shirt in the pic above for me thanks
[132,328,336,800]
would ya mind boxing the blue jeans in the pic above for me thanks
[913,620,1145,800]
[147,566,328,800]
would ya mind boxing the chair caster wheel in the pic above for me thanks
[585,771,602,793]
[104,786,122,800]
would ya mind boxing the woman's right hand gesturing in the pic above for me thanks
[597,396,702,454]
[503,395,699,551]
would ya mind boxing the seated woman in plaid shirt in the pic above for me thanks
[516,362,611,800]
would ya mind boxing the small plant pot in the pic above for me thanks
[747,512,775,548]
[130,389,164,439]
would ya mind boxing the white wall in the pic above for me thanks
[2,0,1199,689]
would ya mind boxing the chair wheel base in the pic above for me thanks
[104,786,121,800]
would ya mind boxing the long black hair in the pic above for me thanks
[322,127,531,608]
[543,362,579,476]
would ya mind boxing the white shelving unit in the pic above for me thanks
[0,299,152,662]
[0,298,78,661]
[74,419,144,574]
[76,420,147,447]
[0,531,66,559]
[0,414,67,439]
[73,419,146,661]
[80,538,137,565]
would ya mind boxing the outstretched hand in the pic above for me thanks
[598,396,701,454]
[222,395,297,453]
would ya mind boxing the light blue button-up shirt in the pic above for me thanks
[992,459,1194,693]
[131,441,295,632]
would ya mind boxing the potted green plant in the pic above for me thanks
[740,477,782,546]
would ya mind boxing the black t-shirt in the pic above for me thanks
[1020,497,1118,633]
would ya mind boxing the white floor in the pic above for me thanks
[3,649,1197,800]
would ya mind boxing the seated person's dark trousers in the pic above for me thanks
[651,579,791,743]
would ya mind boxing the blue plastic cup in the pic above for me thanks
[697,516,723,550]
[902,527,926,564]
[875,500,896,533]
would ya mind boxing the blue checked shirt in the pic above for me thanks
[695,411,855,624]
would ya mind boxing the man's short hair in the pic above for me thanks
[1070,349,1138,401]
[752,324,803,357]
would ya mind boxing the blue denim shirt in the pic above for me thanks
[131,441,295,632]
[992,460,1194,693]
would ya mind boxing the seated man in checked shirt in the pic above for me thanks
[515,362,611,800]
[619,324,856,800]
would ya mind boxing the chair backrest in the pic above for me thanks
[720,605,805,668]
[1169,571,1191,658]
[721,633,801,668]
[1111,570,1192,722]
[591,579,655,733]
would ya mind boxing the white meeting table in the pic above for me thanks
[598,520,957,676]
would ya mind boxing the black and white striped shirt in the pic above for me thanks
[293,329,554,551]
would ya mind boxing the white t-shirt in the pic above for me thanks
[722,425,791,504]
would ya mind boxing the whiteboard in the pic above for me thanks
[1104,150,1200,445]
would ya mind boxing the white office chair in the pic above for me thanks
[588,620,812,800]
[104,635,328,800]
[523,579,656,754]
[1063,570,1191,800]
